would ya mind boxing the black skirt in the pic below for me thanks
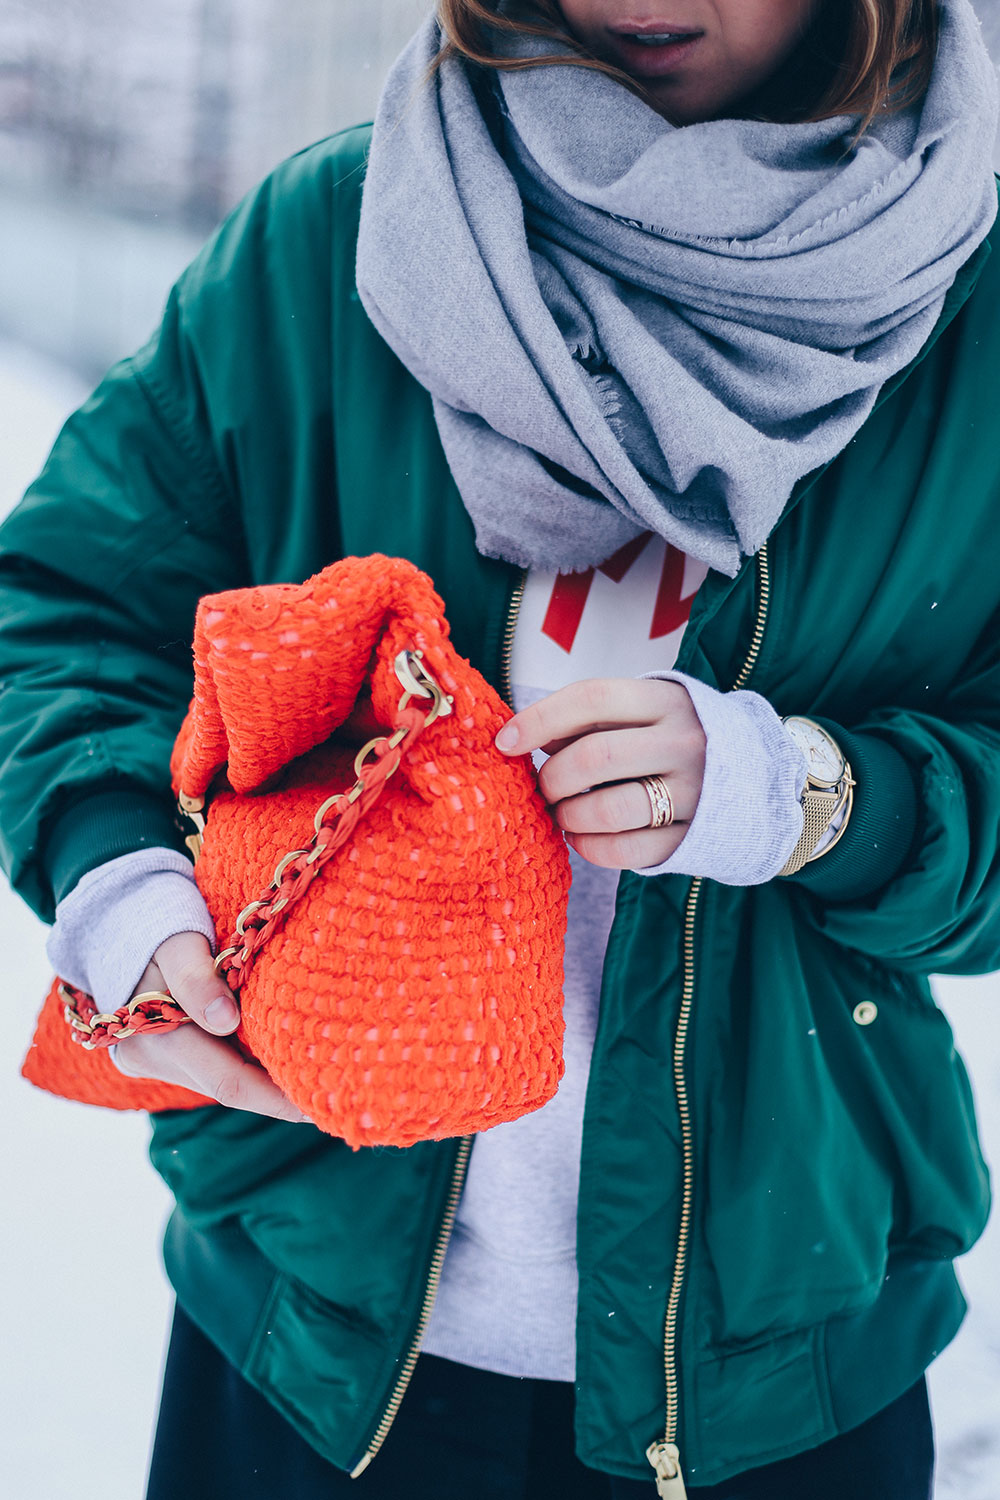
[147,1304,933,1500]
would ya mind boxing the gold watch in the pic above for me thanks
[778,717,855,877]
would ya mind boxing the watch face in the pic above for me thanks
[783,718,845,787]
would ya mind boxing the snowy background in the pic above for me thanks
[2,4,1000,1497]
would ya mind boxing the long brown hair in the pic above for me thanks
[434,1,939,134]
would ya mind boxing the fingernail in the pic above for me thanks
[495,722,519,751]
[205,995,240,1032]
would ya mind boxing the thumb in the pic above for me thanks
[152,931,241,1036]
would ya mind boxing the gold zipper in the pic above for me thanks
[645,877,700,1499]
[729,543,770,693]
[647,544,772,1497]
[350,1134,473,1477]
[500,569,528,706]
[350,569,528,1479]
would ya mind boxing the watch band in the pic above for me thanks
[778,776,855,878]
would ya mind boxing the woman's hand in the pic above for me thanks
[113,931,312,1122]
[495,677,706,869]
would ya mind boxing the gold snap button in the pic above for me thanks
[853,1001,878,1027]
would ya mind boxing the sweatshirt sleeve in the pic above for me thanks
[629,671,808,884]
[46,850,216,1011]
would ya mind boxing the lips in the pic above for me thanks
[607,21,703,78]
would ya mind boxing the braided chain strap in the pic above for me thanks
[60,984,190,1050]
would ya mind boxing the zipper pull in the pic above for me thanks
[646,1440,688,1499]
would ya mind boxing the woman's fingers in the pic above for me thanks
[495,677,681,755]
[564,825,690,870]
[495,677,706,814]
[114,1021,312,1124]
[538,724,703,814]
[555,776,694,870]
[114,932,312,1123]
[554,777,687,835]
[494,676,708,871]
[152,931,241,1035]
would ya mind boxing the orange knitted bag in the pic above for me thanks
[22,556,571,1148]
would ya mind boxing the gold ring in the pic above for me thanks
[639,775,674,829]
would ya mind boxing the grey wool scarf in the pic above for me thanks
[356,1,998,577]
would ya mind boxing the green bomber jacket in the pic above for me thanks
[1,126,999,1487]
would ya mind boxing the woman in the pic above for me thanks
[1,1,998,1495]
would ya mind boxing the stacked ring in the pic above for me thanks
[639,775,674,829]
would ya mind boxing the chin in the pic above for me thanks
[637,80,754,127]
[639,86,711,125]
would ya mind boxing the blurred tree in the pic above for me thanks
[0,0,429,228]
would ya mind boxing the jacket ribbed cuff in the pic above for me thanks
[788,723,919,902]
[43,787,189,906]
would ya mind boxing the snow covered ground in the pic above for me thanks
[1,341,998,1497]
